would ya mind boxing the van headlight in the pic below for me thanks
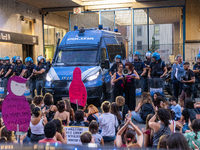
[86,71,100,81]
[46,73,53,82]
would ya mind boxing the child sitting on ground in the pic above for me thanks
[169,96,181,121]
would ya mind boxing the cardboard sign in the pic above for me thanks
[69,67,87,107]
[64,126,88,145]
[2,76,31,132]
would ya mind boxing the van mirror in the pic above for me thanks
[101,59,110,69]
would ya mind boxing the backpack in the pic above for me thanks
[140,103,155,121]
[188,109,199,122]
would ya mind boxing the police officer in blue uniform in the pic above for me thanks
[143,51,152,92]
[132,51,146,92]
[109,55,124,76]
[34,55,47,96]
[24,57,36,98]
[148,52,167,95]
[193,54,200,98]
[12,56,26,77]
[0,57,4,78]
[1,56,14,97]
[11,56,16,66]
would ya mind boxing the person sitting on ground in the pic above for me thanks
[51,118,67,144]
[38,122,61,144]
[64,99,75,121]
[54,100,70,126]
[1,126,17,143]
[33,95,44,108]
[99,101,119,142]
[181,98,199,133]
[27,98,33,105]
[41,93,57,122]
[184,119,200,149]
[30,106,47,143]
[115,96,129,121]
[157,135,168,149]
[153,92,162,108]
[89,120,104,146]
[156,96,169,109]
[86,104,101,124]
[115,113,143,148]
[80,131,94,145]
[110,102,122,125]
[149,108,173,147]
[131,92,155,123]
[143,114,154,148]
[169,96,181,121]
[166,133,190,150]
[69,110,89,127]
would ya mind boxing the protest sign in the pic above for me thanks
[64,126,88,145]
[69,67,87,107]
[2,76,31,132]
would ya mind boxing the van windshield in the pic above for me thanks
[55,50,98,65]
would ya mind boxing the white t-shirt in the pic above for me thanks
[98,112,119,137]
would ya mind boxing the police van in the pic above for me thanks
[45,26,126,106]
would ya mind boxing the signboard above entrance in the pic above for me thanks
[0,30,38,45]
[73,7,82,14]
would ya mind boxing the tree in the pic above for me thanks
[149,36,158,53]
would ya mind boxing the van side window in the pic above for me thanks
[101,48,107,63]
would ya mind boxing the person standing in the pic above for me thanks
[193,54,200,98]
[0,57,4,78]
[171,54,185,99]
[180,62,195,107]
[11,56,16,66]
[24,57,36,98]
[132,51,146,93]
[112,63,125,101]
[144,51,152,92]
[1,56,14,97]
[148,52,167,96]
[12,56,26,77]
[124,62,140,110]
[109,55,124,77]
[34,55,47,96]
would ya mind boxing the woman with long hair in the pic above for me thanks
[54,100,70,126]
[112,63,125,101]
[131,92,155,123]
[166,133,190,150]
[149,108,173,147]
[110,102,122,125]
[51,118,67,144]
[86,104,101,123]
[184,119,200,149]
[64,99,75,121]
[124,62,140,110]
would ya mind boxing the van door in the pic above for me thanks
[101,47,111,93]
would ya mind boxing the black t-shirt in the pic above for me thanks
[182,109,189,123]
[87,114,96,123]
[185,69,195,85]
[69,121,89,127]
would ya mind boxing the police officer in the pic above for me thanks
[0,57,4,78]
[12,56,26,77]
[193,54,200,98]
[132,51,146,92]
[11,56,16,66]
[34,55,47,96]
[148,52,167,96]
[1,56,14,97]
[109,55,124,76]
[24,57,36,98]
[143,51,152,92]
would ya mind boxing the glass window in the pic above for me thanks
[101,48,107,63]
[154,25,159,35]
[155,40,160,49]
[137,41,142,50]
[137,26,142,36]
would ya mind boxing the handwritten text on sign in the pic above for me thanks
[64,126,88,145]
[69,67,87,107]
[2,96,31,132]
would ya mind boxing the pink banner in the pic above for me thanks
[69,67,87,107]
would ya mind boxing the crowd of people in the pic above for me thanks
[0,55,49,99]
